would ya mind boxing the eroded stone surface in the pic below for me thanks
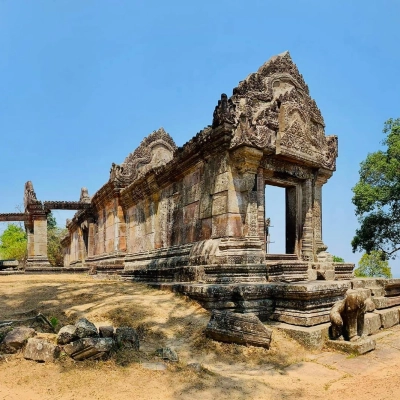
[57,325,79,345]
[205,310,272,349]
[326,337,376,355]
[75,318,98,338]
[63,337,114,360]
[23,338,60,362]
[0,327,36,354]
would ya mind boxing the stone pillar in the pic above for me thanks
[26,224,34,258]
[26,215,51,269]
[87,218,95,257]
[301,179,314,261]
[257,168,266,251]
[313,182,327,254]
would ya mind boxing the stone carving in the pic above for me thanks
[80,187,91,203]
[212,93,236,128]
[205,310,272,349]
[330,289,375,341]
[209,52,338,171]
[24,181,41,210]
[110,127,177,187]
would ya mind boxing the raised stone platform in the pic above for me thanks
[144,280,351,325]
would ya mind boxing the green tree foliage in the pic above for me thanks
[0,224,27,261]
[354,250,392,278]
[47,212,57,230]
[352,118,400,258]
[332,255,345,262]
[46,212,67,267]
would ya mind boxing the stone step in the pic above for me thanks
[265,254,298,261]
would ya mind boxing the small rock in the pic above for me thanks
[23,338,60,362]
[0,327,36,354]
[75,318,98,338]
[64,337,114,361]
[57,325,79,345]
[115,327,139,350]
[187,362,202,372]
[156,347,179,362]
[99,326,114,338]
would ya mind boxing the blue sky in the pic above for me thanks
[1,1,400,276]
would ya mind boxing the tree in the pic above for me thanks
[354,250,392,278]
[46,212,67,267]
[0,224,27,261]
[332,255,345,263]
[352,118,400,259]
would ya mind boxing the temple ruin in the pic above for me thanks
[3,51,400,348]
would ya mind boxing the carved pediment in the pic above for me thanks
[212,51,337,170]
[110,127,177,186]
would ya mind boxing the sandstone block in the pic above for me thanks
[374,308,400,329]
[205,310,272,349]
[0,327,36,354]
[99,326,114,338]
[64,337,114,360]
[156,347,179,362]
[363,313,381,336]
[24,338,60,362]
[57,325,79,345]
[326,337,376,355]
[75,318,98,338]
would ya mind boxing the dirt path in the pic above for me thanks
[1,275,400,400]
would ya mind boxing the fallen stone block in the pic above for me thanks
[0,327,36,354]
[363,313,381,336]
[374,308,400,329]
[23,338,60,362]
[99,326,114,338]
[115,327,139,350]
[156,347,179,362]
[326,337,376,355]
[63,337,114,360]
[57,325,79,345]
[205,310,272,349]
[75,318,98,338]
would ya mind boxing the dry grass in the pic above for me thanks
[0,274,342,400]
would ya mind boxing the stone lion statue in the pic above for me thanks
[329,289,375,341]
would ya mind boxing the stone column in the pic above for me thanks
[26,224,35,258]
[301,179,314,261]
[87,218,95,257]
[313,182,327,254]
[257,168,266,251]
[26,215,51,269]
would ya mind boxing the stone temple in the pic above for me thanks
[3,52,399,347]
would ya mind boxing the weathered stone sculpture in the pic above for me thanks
[329,289,375,341]
[205,310,272,348]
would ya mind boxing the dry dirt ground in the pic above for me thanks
[1,274,400,400]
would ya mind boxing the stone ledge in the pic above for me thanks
[325,337,376,355]
[266,321,330,350]
[374,307,400,329]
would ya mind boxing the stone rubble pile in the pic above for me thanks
[0,317,140,363]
